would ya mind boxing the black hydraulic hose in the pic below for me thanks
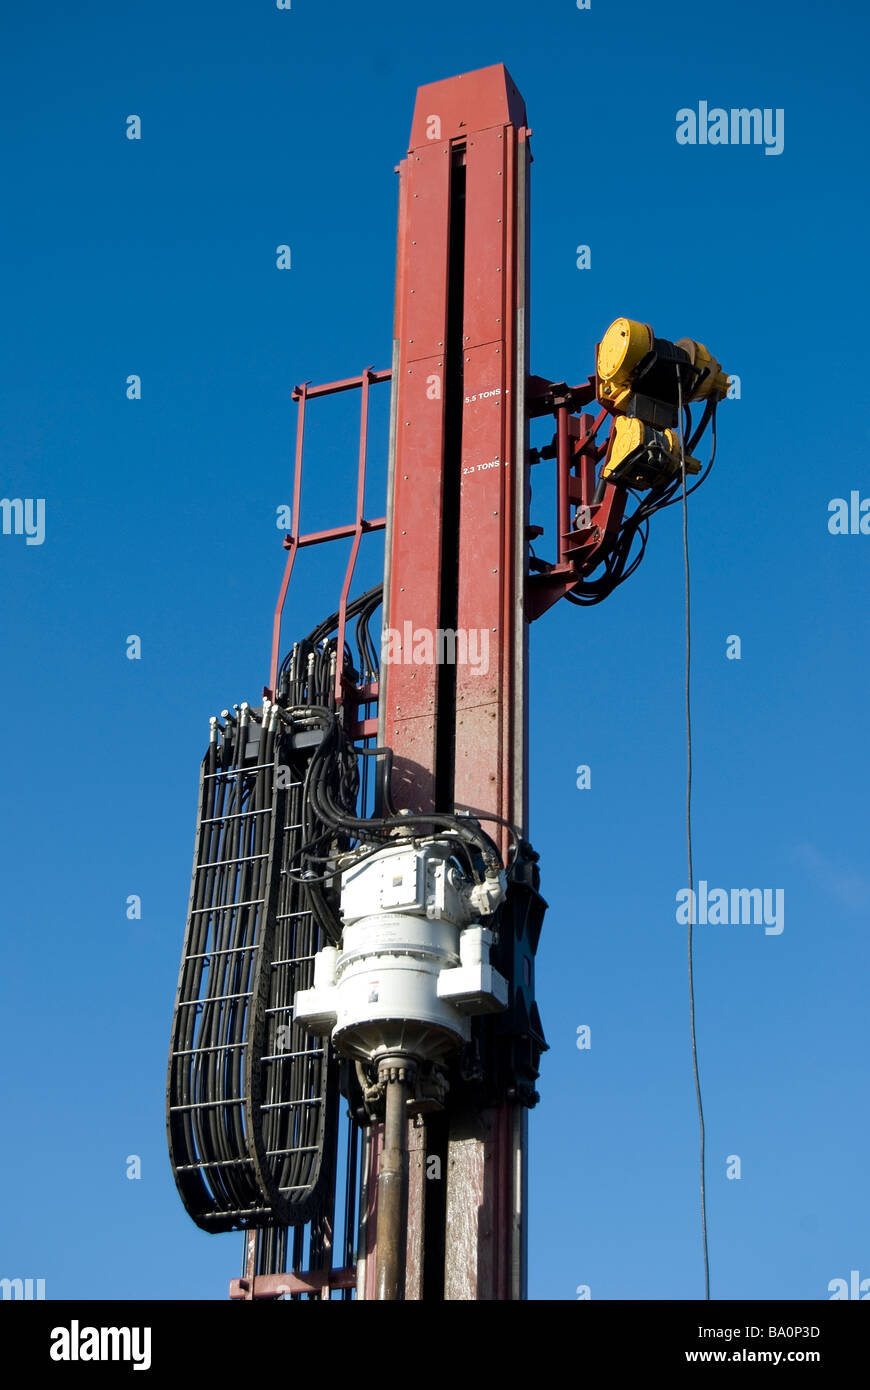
[235,712,274,1185]
[171,740,215,1209]
[296,706,504,869]
[227,767,253,1176]
[175,583,459,1239]
[211,714,247,1185]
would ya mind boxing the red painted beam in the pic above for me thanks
[380,63,532,1302]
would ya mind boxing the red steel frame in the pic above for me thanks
[257,64,632,1302]
[267,367,391,728]
[380,64,531,1301]
[525,378,626,619]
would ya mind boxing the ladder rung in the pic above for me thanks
[260,1098,322,1111]
[175,1158,254,1171]
[177,989,253,1006]
[196,852,268,870]
[190,898,265,914]
[204,762,276,778]
[183,945,257,962]
[260,1049,322,1062]
[169,1098,249,1112]
[172,1041,246,1058]
[200,808,272,826]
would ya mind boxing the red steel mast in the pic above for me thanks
[377,64,533,1299]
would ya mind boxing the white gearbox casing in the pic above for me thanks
[294,839,508,1064]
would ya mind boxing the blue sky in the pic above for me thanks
[1,0,867,1301]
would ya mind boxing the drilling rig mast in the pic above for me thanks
[166,62,725,1301]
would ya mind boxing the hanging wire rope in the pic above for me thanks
[677,375,711,1301]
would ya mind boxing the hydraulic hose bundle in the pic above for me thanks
[167,587,512,1237]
